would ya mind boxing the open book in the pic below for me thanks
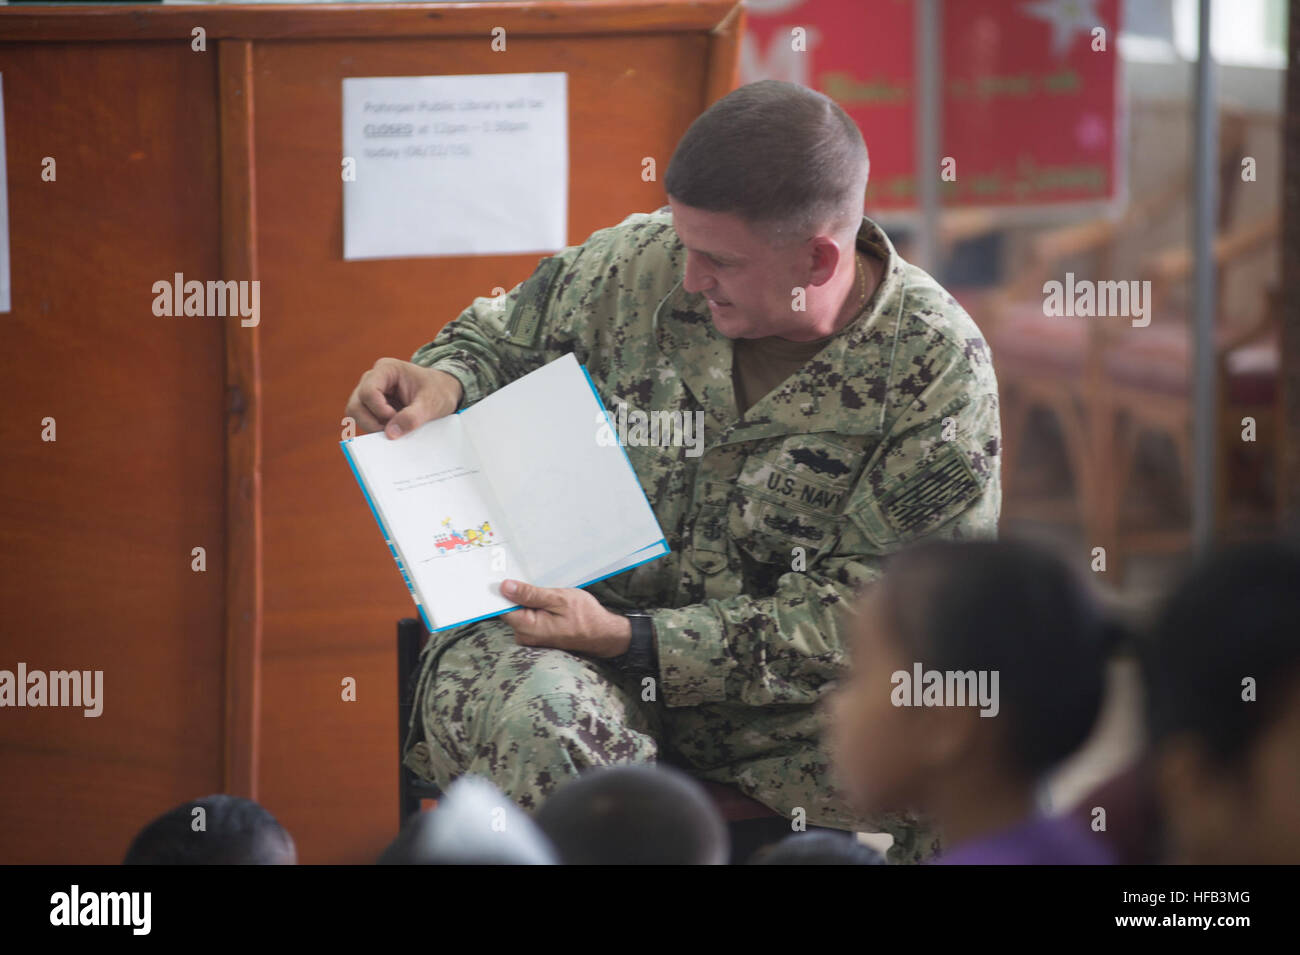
[342,352,669,632]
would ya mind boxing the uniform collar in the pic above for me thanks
[653,215,905,447]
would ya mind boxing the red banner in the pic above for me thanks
[740,0,1124,212]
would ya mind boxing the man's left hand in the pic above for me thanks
[500,579,631,658]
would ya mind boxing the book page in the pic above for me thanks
[574,540,671,590]
[463,353,666,589]
[343,414,529,629]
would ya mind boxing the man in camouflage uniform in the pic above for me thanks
[345,81,1000,863]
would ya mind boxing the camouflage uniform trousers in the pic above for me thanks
[402,617,942,864]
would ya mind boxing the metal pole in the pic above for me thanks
[915,0,942,275]
[1192,0,1218,551]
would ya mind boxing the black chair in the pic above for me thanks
[397,617,443,820]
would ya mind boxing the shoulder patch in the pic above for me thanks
[878,442,982,537]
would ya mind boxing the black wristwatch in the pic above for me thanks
[605,612,659,677]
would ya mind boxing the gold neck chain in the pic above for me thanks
[850,249,870,319]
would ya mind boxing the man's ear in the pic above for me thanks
[803,234,846,289]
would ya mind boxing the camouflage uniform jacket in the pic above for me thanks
[411,206,1001,711]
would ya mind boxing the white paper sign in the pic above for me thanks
[342,72,567,260]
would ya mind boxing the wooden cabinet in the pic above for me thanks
[0,0,742,863]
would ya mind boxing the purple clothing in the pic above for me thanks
[933,812,1117,865]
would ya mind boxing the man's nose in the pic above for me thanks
[681,253,715,295]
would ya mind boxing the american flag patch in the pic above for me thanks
[879,445,981,534]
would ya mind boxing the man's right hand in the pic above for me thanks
[345,358,464,439]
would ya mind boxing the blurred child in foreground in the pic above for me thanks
[830,539,1116,864]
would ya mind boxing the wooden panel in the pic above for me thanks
[219,39,263,801]
[253,32,713,862]
[0,0,741,865]
[705,0,745,105]
[0,43,226,863]
[0,1,735,42]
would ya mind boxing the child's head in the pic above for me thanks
[123,794,296,865]
[378,776,557,864]
[830,538,1112,818]
[535,764,728,865]
[754,830,885,865]
[1144,539,1300,864]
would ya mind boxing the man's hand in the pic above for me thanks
[500,579,632,658]
[345,358,464,439]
